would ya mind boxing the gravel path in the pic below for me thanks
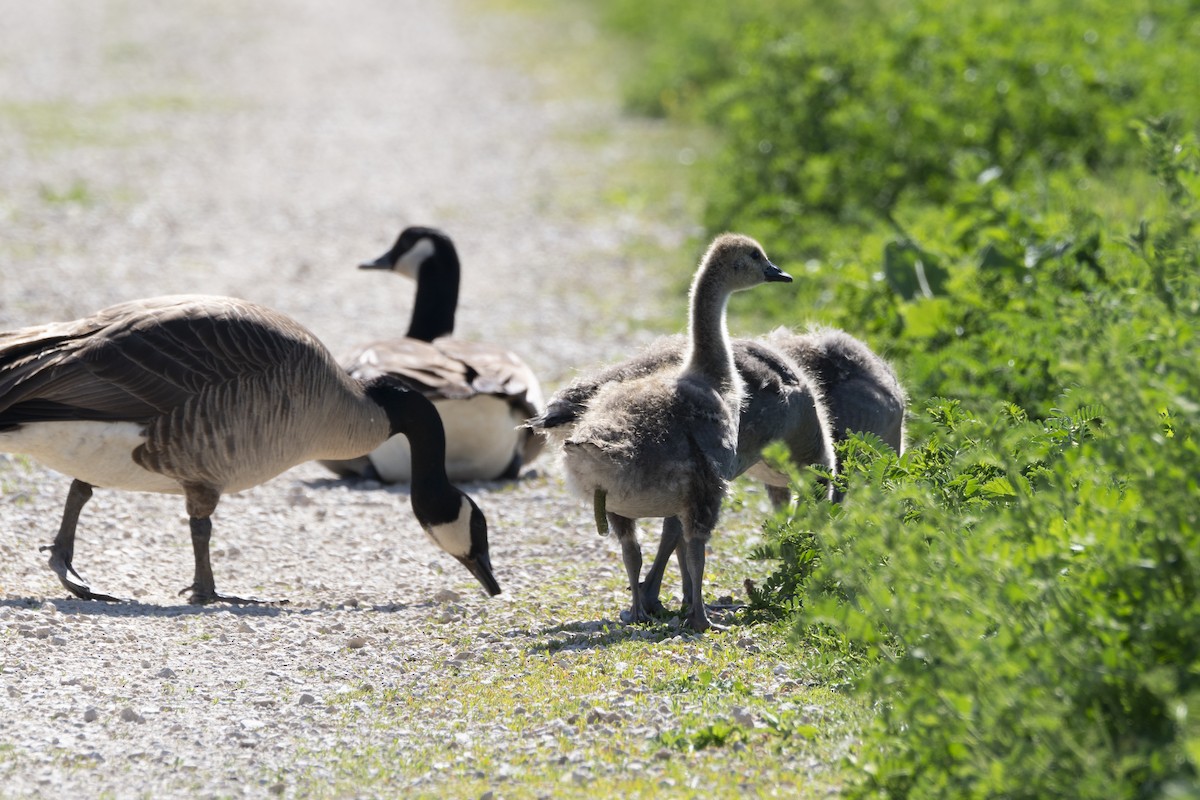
[0,3,831,798]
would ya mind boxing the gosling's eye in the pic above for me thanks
[750,250,762,261]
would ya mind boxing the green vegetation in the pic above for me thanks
[592,0,1200,797]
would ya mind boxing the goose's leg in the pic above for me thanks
[680,533,713,632]
[39,480,127,602]
[610,513,649,624]
[179,484,279,605]
[765,484,792,507]
[675,533,693,610]
[680,502,725,632]
[639,516,683,617]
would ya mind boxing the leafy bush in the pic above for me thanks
[603,0,1200,234]
[801,392,1200,798]
[594,0,1200,796]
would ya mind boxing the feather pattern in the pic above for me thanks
[0,294,499,602]
[544,233,793,631]
[321,226,544,482]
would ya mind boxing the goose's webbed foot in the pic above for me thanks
[619,603,653,625]
[636,581,671,618]
[178,584,286,606]
[39,543,128,603]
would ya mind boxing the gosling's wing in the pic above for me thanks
[529,334,687,431]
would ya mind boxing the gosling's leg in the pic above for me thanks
[680,499,726,632]
[680,532,714,632]
[609,513,648,624]
[639,516,683,617]
[39,480,127,603]
[179,484,279,605]
[765,484,792,507]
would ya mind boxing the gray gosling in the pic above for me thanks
[541,234,793,631]
[321,226,545,483]
[534,327,905,619]
[0,294,500,603]
[765,325,908,489]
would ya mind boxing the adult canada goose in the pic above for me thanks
[0,295,500,603]
[320,226,545,483]
[539,233,792,631]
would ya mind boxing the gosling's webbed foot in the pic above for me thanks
[39,544,129,603]
[179,585,287,606]
[637,581,671,618]
[619,604,653,625]
[683,602,737,633]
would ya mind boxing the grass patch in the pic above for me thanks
[292,619,863,798]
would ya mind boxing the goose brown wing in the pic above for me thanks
[0,296,314,427]
[431,338,541,414]
[344,339,475,400]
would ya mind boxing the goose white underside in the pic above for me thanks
[561,443,691,519]
[0,421,180,494]
[368,396,524,482]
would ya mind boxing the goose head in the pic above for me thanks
[360,226,460,342]
[700,233,793,293]
[424,491,500,597]
[364,378,500,595]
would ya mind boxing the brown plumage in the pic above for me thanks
[0,294,499,603]
[320,226,544,483]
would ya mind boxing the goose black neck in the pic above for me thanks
[405,239,460,342]
[365,379,453,498]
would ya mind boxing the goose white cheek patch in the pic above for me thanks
[394,236,436,278]
[426,496,473,557]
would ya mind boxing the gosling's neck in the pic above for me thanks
[680,266,739,396]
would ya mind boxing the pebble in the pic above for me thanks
[0,3,787,799]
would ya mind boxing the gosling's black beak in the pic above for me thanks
[358,252,393,270]
[457,553,502,597]
[765,261,793,283]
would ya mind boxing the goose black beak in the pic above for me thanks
[457,553,502,596]
[764,262,793,283]
[358,252,394,271]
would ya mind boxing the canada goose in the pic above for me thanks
[767,326,908,472]
[0,294,500,603]
[533,333,836,619]
[641,327,906,615]
[536,327,906,619]
[539,234,792,631]
[320,226,545,483]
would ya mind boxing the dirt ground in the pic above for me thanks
[0,2,770,797]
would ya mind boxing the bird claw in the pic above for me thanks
[40,545,128,603]
[636,581,671,618]
[179,585,287,606]
[619,605,652,625]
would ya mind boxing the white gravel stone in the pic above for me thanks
[0,1,739,798]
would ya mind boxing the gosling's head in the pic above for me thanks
[700,233,792,292]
